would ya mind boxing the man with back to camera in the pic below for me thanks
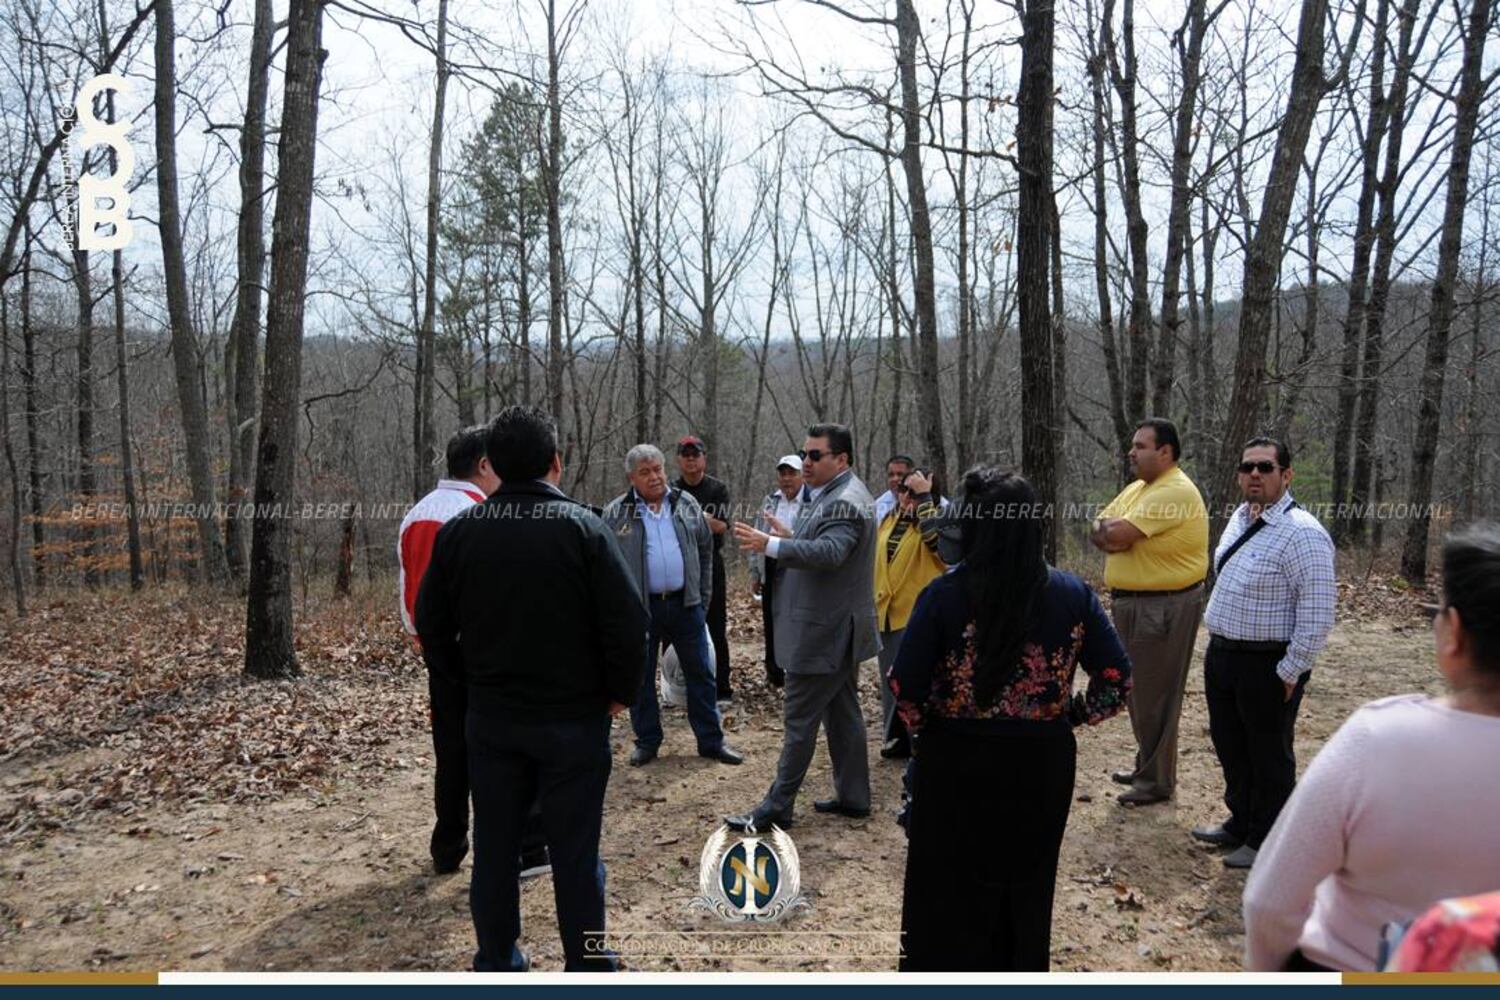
[1195,436,1335,869]
[673,435,734,702]
[1091,417,1209,806]
[728,423,880,830]
[416,406,647,972]
[600,443,744,768]
[398,426,507,875]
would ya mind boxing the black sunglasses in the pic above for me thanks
[1238,460,1279,475]
[798,449,829,462]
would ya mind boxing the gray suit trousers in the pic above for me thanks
[762,659,871,816]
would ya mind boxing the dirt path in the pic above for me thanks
[0,594,1439,972]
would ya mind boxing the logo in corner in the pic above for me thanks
[690,823,808,923]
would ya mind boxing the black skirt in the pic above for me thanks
[900,716,1077,972]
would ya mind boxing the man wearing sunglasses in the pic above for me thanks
[728,423,880,831]
[1195,436,1335,869]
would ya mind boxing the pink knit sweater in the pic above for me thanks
[1243,694,1500,971]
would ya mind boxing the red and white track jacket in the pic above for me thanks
[398,478,486,636]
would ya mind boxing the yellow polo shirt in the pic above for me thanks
[1099,465,1209,591]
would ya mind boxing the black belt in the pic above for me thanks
[1209,634,1289,654]
[649,589,684,601]
[1110,581,1204,599]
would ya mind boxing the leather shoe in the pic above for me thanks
[1222,844,1259,869]
[432,838,468,875]
[813,799,871,819]
[629,745,658,767]
[1190,823,1243,847]
[1111,769,1136,785]
[880,739,911,760]
[1117,788,1171,806]
[699,744,744,765]
[724,808,793,832]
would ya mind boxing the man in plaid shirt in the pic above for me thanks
[1195,436,1336,869]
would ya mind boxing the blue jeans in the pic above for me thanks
[466,710,617,972]
[631,595,725,754]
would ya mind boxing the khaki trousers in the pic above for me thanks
[1111,584,1204,797]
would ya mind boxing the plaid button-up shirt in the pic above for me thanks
[1204,491,1337,683]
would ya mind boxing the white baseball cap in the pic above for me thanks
[776,453,803,471]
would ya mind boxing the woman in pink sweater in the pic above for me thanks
[1243,523,1500,971]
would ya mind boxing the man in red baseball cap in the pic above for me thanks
[673,435,734,702]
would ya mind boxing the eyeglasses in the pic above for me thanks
[798,449,829,462]
[1238,461,1279,475]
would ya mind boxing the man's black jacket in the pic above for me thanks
[415,479,649,720]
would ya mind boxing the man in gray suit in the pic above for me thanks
[728,423,879,830]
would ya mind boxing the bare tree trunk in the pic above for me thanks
[1185,201,1204,460]
[884,152,903,461]
[110,249,142,590]
[2,285,24,614]
[895,0,949,482]
[20,241,43,589]
[1399,0,1490,584]
[71,243,100,586]
[1329,0,1389,545]
[1350,0,1424,545]
[1458,227,1486,522]
[1212,0,1356,528]
[1103,0,1151,426]
[415,0,448,496]
[1198,179,1221,458]
[544,0,567,432]
[155,0,230,585]
[334,507,354,598]
[225,0,273,581]
[1152,0,1217,415]
[1017,0,1057,561]
[1086,0,1130,477]
[245,0,325,680]
[1275,170,1321,436]
[1049,191,1067,510]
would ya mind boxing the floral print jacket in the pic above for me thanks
[888,565,1132,735]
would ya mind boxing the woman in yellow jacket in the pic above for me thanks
[875,469,948,759]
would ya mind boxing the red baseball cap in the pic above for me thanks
[676,435,706,454]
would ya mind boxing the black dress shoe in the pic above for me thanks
[813,799,871,819]
[1190,823,1243,847]
[1117,788,1171,806]
[1111,770,1136,785]
[880,738,911,760]
[629,745,658,767]
[432,838,469,875]
[724,809,793,832]
[700,744,744,765]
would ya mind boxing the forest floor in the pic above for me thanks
[0,572,1438,972]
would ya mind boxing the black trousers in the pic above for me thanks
[428,671,471,864]
[708,551,731,697]
[900,717,1076,971]
[760,557,784,685]
[428,672,545,867]
[1204,639,1308,849]
[467,708,616,972]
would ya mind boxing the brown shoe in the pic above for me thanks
[1117,788,1171,806]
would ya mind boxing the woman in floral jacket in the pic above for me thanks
[889,468,1132,971]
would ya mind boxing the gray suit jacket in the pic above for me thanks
[770,468,881,675]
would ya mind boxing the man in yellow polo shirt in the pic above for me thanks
[1091,418,1208,805]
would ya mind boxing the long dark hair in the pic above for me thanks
[957,467,1050,708]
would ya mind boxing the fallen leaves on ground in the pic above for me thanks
[0,587,428,843]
